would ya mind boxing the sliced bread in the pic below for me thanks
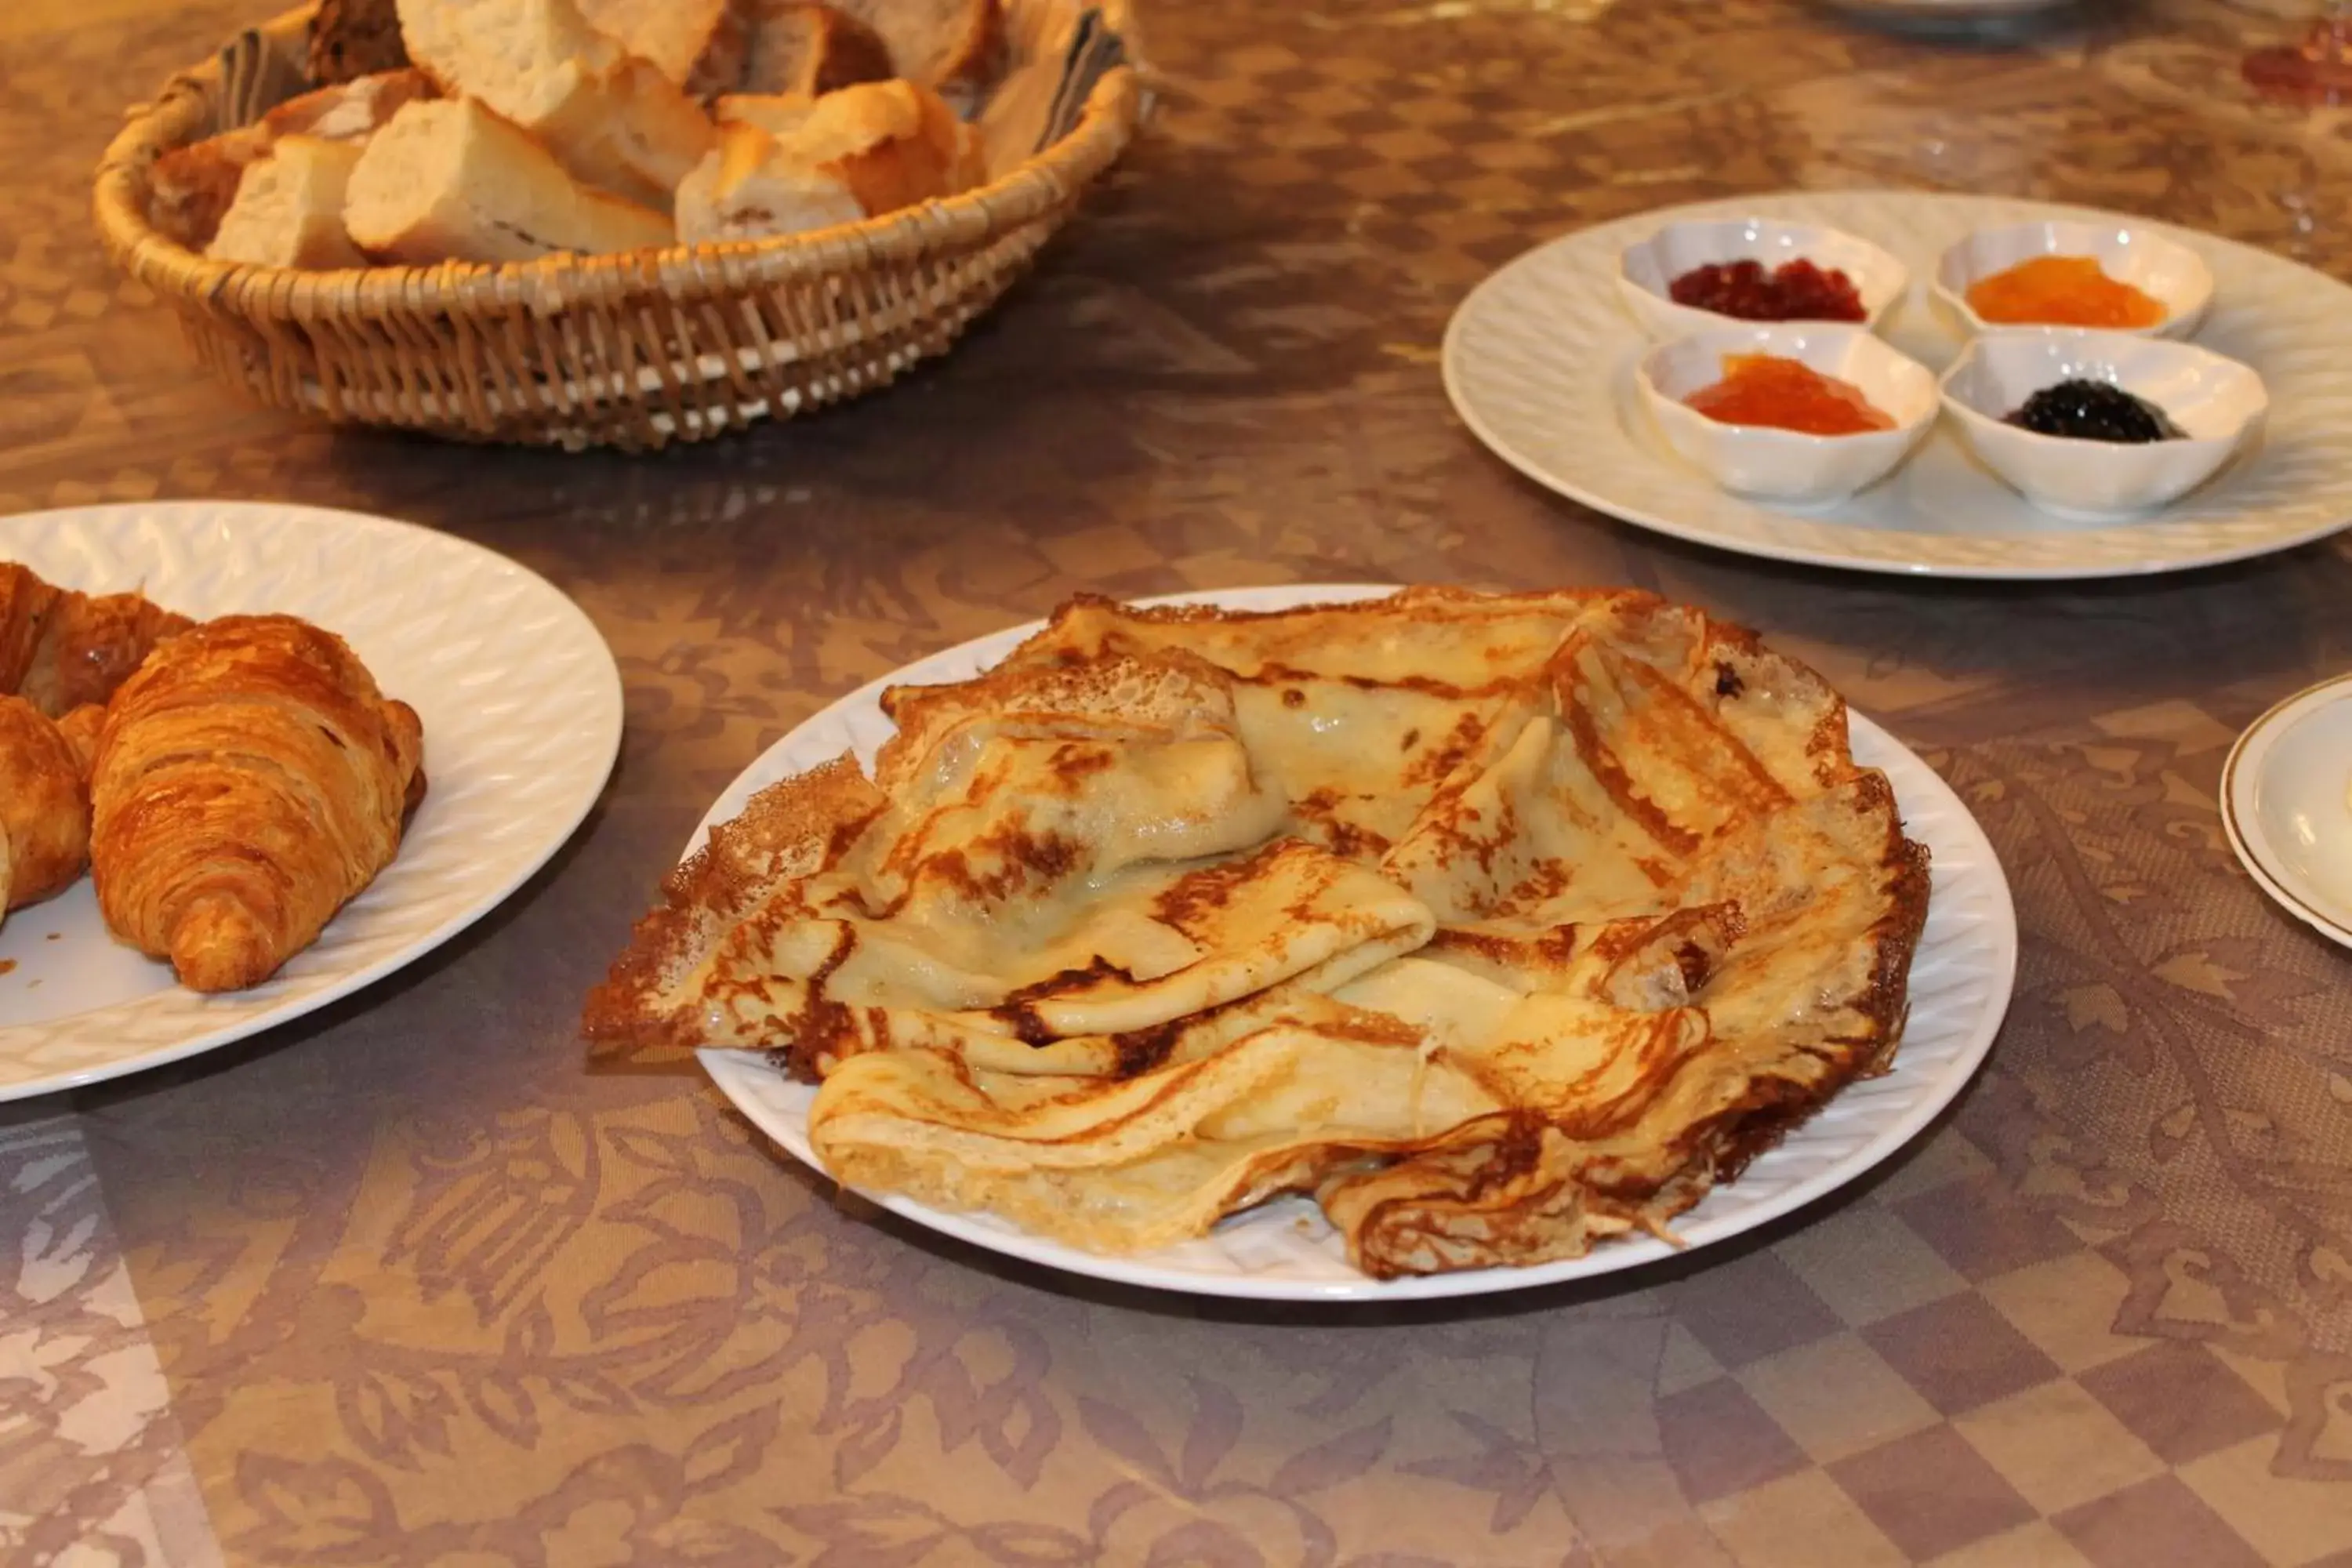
[713,92,818,137]
[829,0,1000,114]
[344,96,675,263]
[205,136,369,269]
[394,0,717,207]
[676,78,982,244]
[149,69,437,249]
[735,2,894,100]
[573,0,746,96]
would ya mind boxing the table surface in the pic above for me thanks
[7,0,2352,1563]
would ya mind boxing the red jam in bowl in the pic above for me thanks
[1683,354,1895,437]
[1667,258,1867,322]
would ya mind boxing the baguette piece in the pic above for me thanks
[206,137,370,270]
[148,70,435,249]
[574,0,745,96]
[677,119,860,243]
[346,97,675,263]
[713,93,818,137]
[267,67,437,140]
[394,0,717,208]
[677,78,982,243]
[831,0,1000,114]
[735,2,893,100]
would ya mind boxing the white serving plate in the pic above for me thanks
[694,585,2020,1302]
[0,503,622,1101]
[2222,671,2352,950]
[1443,190,2352,579]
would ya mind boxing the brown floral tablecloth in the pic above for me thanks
[6,0,2352,1562]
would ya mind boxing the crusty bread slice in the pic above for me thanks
[575,0,744,95]
[150,70,435,249]
[344,96,675,263]
[676,119,861,243]
[713,92,818,137]
[676,78,982,244]
[801,78,985,216]
[264,67,438,140]
[205,136,369,270]
[394,0,717,207]
[735,2,894,100]
[829,0,1000,114]
[151,132,267,250]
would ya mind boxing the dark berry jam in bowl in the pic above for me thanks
[1619,217,1909,339]
[1936,330,2269,520]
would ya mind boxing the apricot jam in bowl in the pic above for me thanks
[1618,219,1909,342]
[1637,324,1936,507]
[1938,331,2266,519]
[1933,220,2213,340]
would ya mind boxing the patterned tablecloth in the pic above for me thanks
[6,0,2352,1562]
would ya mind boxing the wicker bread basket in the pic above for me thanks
[93,0,1142,449]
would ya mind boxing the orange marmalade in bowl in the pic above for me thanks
[1964,256,2166,329]
[1684,354,1895,437]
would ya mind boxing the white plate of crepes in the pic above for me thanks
[0,501,621,1101]
[587,585,2018,1301]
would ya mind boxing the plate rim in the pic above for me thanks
[691,583,2023,1301]
[1441,188,2352,581]
[2221,669,2352,950]
[0,499,624,1102]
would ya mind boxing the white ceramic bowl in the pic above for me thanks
[1938,331,2266,518]
[1933,220,2213,339]
[1618,219,1909,341]
[1638,324,1937,507]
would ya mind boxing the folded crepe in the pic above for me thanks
[585,588,1931,1278]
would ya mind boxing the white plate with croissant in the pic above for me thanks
[0,501,621,1102]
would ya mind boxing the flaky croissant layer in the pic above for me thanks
[0,695,93,916]
[90,614,425,992]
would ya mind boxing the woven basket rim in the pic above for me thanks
[93,0,1142,320]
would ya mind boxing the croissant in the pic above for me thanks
[20,590,195,717]
[0,561,192,717]
[0,695,93,916]
[0,563,61,695]
[55,703,106,780]
[89,615,426,992]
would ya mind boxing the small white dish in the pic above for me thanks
[1938,332,2266,519]
[1618,218,1908,340]
[1637,324,1936,506]
[2222,672,2352,950]
[1933,220,2213,339]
